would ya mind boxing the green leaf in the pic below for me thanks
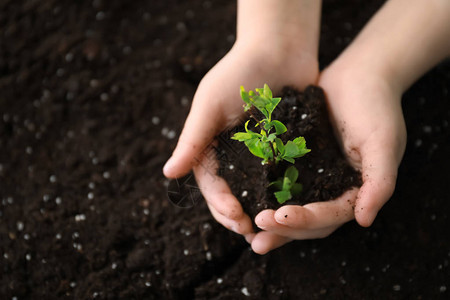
[274,190,292,204]
[283,157,295,163]
[284,166,299,183]
[275,138,285,154]
[269,179,283,191]
[263,84,272,99]
[291,183,303,195]
[282,176,292,191]
[284,141,299,158]
[267,133,277,142]
[245,139,265,159]
[271,120,287,135]
[240,86,250,104]
[231,132,253,141]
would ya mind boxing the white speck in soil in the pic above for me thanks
[228,164,234,170]
[161,127,169,136]
[66,92,74,101]
[55,197,62,205]
[301,114,307,120]
[341,261,347,267]
[144,239,150,245]
[72,232,79,239]
[183,249,189,256]
[143,208,149,215]
[56,233,62,239]
[23,233,30,240]
[16,221,24,231]
[56,68,65,77]
[111,263,117,270]
[4,253,9,259]
[241,287,251,297]
[41,258,47,264]
[167,130,176,139]
[7,196,14,204]
[100,93,109,101]
[415,139,422,147]
[145,282,151,287]
[423,125,432,133]
[217,278,223,284]
[340,277,346,285]
[75,214,86,222]
[311,248,318,254]
[26,146,33,154]
[92,292,99,298]
[88,192,94,200]
[181,96,189,106]
[70,282,77,288]
[241,190,248,197]
[365,266,370,272]
[65,52,74,62]
[317,168,324,173]
[393,285,401,291]
[26,254,31,261]
[88,182,95,189]
[185,230,191,236]
[152,116,160,125]
[176,22,186,31]
[12,297,17,300]
[206,251,212,261]
[49,175,57,183]
[103,171,110,179]
[90,79,100,88]
[92,157,99,165]
[96,11,106,21]
[43,194,50,202]
[431,214,436,221]
[440,286,447,293]
[155,270,161,275]
[300,252,306,258]
[203,223,211,230]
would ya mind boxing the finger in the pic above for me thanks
[355,145,400,227]
[163,98,222,179]
[206,202,253,235]
[193,154,245,221]
[255,209,342,240]
[251,231,292,255]
[274,188,358,229]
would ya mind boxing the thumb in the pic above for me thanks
[354,143,400,227]
[163,99,222,179]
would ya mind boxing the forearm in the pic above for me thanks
[237,0,322,56]
[333,0,450,93]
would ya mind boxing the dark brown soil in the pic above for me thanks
[218,86,361,220]
[1,0,449,299]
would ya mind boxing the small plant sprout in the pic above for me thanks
[231,84,310,204]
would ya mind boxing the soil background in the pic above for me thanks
[1,0,449,299]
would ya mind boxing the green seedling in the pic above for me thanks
[231,84,310,204]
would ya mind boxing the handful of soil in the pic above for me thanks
[216,86,362,220]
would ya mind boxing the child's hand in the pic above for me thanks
[163,39,319,241]
[250,62,407,254]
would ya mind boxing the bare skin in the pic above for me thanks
[164,0,450,254]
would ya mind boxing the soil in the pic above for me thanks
[1,0,449,299]
[218,86,361,221]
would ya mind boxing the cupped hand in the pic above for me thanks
[163,39,319,242]
[251,63,407,254]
